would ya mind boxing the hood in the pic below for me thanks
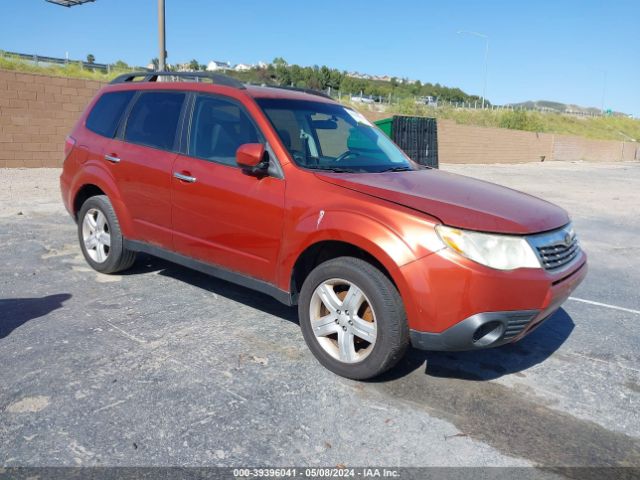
[315,169,569,234]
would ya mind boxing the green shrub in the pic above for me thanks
[498,110,545,132]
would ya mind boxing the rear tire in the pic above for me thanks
[77,195,136,274]
[298,257,409,380]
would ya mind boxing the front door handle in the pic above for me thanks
[173,172,197,183]
[104,154,120,164]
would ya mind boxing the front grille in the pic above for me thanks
[527,224,581,271]
[502,311,537,340]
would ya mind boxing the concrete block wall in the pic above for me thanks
[361,113,638,164]
[553,134,638,162]
[0,70,103,167]
[437,120,555,164]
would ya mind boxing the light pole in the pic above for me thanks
[587,67,608,115]
[158,0,166,71]
[457,30,489,109]
[600,70,607,115]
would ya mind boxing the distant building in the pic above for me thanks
[176,63,196,72]
[234,63,252,71]
[206,60,231,71]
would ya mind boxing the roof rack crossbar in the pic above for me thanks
[110,71,245,89]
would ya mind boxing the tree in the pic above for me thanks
[86,54,95,64]
[255,67,272,83]
[319,66,332,89]
[274,61,291,85]
[341,77,367,95]
[329,69,344,90]
[289,64,303,85]
[113,60,130,71]
[188,59,200,71]
[272,57,288,67]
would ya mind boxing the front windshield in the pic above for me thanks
[256,98,415,173]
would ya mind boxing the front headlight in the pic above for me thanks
[435,225,541,270]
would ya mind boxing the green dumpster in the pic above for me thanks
[374,117,394,138]
[374,115,439,168]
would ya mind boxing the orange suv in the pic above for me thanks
[60,72,587,379]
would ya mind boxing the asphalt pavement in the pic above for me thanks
[0,162,638,475]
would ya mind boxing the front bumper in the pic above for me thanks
[410,309,550,351]
[400,247,587,351]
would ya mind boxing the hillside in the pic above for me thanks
[351,99,640,142]
[1,54,639,143]
[507,100,618,117]
[220,58,482,104]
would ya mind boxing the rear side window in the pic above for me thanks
[86,90,135,138]
[124,91,186,151]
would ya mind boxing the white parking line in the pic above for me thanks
[568,297,640,315]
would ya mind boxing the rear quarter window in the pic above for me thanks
[86,90,135,138]
[124,91,186,151]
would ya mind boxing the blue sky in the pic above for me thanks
[1,0,638,115]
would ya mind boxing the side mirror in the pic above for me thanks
[236,143,268,177]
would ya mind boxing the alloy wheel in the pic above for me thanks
[81,208,111,263]
[309,278,377,363]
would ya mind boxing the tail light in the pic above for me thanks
[64,135,76,161]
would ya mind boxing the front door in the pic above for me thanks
[171,94,285,282]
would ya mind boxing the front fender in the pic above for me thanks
[277,207,442,325]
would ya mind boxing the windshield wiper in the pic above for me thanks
[306,166,356,173]
[379,166,413,173]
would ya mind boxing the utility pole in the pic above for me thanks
[158,0,166,71]
[457,30,489,109]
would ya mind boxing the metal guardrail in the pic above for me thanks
[0,50,136,73]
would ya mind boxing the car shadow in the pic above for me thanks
[0,293,72,339]
[123,254,299,325]
[376,308,575,382]
[122,254,574,381]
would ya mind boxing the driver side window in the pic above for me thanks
[189,95,262,166]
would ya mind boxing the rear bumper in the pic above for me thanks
[60,173,72,217]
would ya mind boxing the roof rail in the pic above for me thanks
[267,85,333,100]
[109,71,245,89]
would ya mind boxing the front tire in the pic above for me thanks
[77,195,136,274]
[298,257,409,380]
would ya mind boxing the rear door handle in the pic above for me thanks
[104,154,120,164]
[173,172,197,183]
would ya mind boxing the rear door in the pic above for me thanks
[104,90,186,249]
[171,93,285,282]
[83,89,136,166]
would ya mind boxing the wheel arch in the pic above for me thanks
[73,184,106,219]
[69,169,134,237]
[290,240,399,303]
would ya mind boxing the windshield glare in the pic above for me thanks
[256,98,414,173]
